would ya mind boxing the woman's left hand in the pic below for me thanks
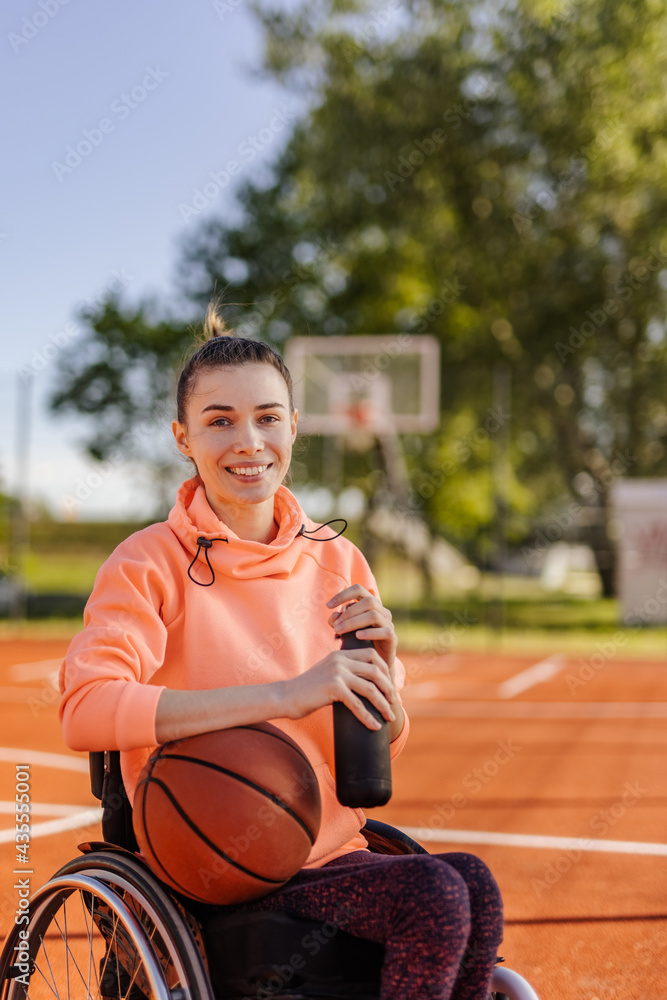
[326,585,397,680]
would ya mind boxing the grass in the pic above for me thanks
[393,619,667,657]
[2,532,665,657]
[23,550,106,594]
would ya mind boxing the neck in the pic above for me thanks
[205,490,279,543]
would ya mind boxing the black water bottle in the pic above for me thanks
[333,629,392,808]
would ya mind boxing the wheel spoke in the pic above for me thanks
[63,900,69,1000]
[33,935,61,1000]
[7,860,213,1000]
[77,890,94,1000]
[62,897,105,999]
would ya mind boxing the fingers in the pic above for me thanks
[338,649,396,712]
[329,599,391,631]
[340,690,386,730]
[326,584,371,609]
[338,676,395,727]
[333,609,392,637]
[290,646,397,725]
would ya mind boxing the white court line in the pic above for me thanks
[400,826,667,856]
[0,808,102,844]
[10,659,62,682]
[497,655,566,699]
[0,801,85,817]
[404,681,444,699]
[405,701,667,719]
[0,747,89,771]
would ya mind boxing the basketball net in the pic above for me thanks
[341,400,381,451]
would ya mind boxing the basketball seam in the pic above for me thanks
[157,751,317,845]
[165,724,314,770]
[145,775,289,885]
[137,749,233,903]
[236,724,314,766]
[137,764,214,903]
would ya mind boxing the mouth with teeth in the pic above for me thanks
[226,464,272,479]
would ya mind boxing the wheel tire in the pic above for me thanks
[0,851,213,1000]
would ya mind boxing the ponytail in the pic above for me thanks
[176,295,294,423]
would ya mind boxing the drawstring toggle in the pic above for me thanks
[188,535,228,586]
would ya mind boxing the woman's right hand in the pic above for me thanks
[282,648,397,730]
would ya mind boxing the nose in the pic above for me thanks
[233,419,264,454]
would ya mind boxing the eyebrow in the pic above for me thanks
[201,402,287,414]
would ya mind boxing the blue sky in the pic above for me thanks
[0,0,303,520]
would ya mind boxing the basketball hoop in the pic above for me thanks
[341,401,378,451]
[285,334,440,437]
[346,399,375,430]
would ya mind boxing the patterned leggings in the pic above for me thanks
[236,849,504,1000]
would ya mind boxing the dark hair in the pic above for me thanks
[176,297,294,423]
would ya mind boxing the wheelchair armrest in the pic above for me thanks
[362,818,428,855]
[89,752,105,800]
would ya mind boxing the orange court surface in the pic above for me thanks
[1,633,666,999]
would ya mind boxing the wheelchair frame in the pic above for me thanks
[0,751,540,1000]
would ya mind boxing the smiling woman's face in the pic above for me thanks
[171,363,298,526]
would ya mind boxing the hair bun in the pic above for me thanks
[203,297,233,340]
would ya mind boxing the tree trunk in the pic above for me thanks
[580,503,617,598]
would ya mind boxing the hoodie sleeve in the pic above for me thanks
[346,544,410,760]
[59,532,174,752]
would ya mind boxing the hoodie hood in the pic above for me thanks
[168,474,316,581]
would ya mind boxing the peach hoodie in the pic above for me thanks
[59,475,409,867]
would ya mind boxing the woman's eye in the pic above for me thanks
[210,415,278,427]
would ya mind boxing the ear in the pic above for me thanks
[172,420,192,457]
[291,409,299,442]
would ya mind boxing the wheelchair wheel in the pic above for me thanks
[490,964,541,1000]
[0,851,214,1000]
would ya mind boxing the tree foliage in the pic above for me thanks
[51,0,667,584]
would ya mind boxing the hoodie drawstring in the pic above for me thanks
[188,520,348,587]
[298,518,348,541]
[188,536,228,587]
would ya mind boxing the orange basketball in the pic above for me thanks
[133,722,322,904]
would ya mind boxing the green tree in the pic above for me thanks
[51,0,667,592]
[49,297,195,514]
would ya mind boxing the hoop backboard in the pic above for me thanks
[285,335,440,435]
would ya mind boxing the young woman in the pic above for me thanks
[59,301,503,1000]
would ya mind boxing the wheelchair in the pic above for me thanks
[0,750,539,1000]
